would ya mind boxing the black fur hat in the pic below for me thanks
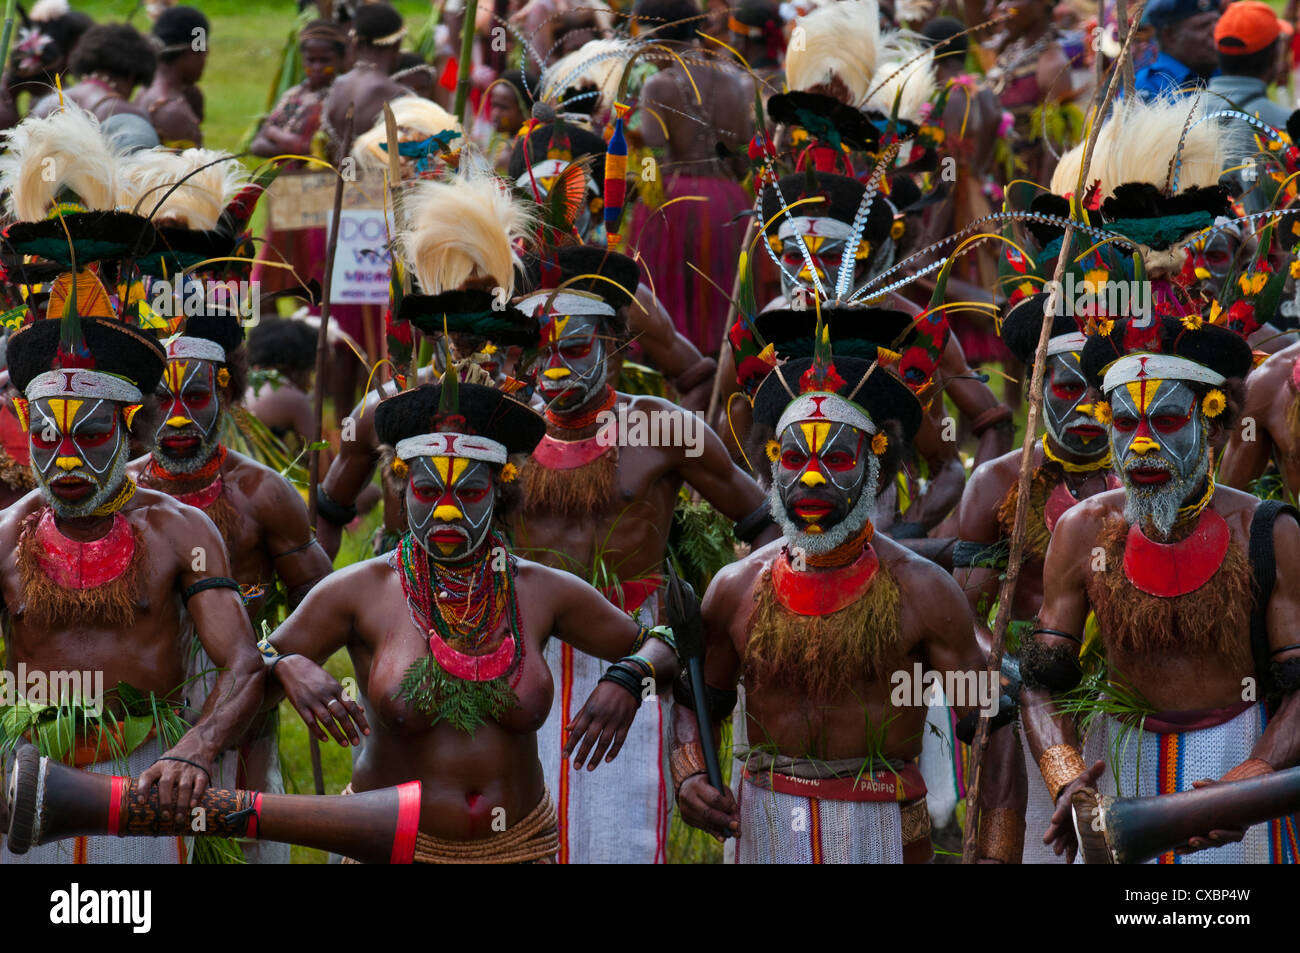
[9,315,167,395]
[397,289,539,348]
[753,306,917,362]
[519,244,639,310]
[1080,313,1253,391]
[752,355,923,443]
[508,121,609,195]
[998,292,1081,365]
[3,210,158,267]
[767,91,879,153]
[375,381,545,456]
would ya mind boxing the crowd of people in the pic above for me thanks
[0,0,1298,867]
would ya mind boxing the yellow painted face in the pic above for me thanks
[407,454,497,560]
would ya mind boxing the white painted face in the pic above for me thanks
[29,396,132,517]
[770,418,879,555]
[1044,350,1106,456]
[405,454,497,562]
[1108,377,1209,538]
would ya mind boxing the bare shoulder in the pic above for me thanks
[225,448,305,506]
[704,538,780,616]
[1052,487,1123,541]
[875,533,964,603]
[0,490,45,546]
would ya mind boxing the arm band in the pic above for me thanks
[1031,627,1082,645]
[970,404,1014,437]
[734,502,775,544]
[598,663,646,705]
[316,487,358,526]
[182,576,241,602]
[951,539,1010,569]
[271,537,318,560]
[672,674,739,720]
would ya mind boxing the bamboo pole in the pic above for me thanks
[961,3,1147,863]
[453,0,481,127]
[305,107,354,797]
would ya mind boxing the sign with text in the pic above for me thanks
[329,208,394,305]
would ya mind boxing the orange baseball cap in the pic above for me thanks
[1215,1,1293,55]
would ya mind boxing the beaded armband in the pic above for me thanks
[1038,744,1087,801]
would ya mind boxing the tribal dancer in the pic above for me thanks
[0,106,262,865]
[509,111,718,411]
[512,243,778,863]
[951,288,1120,863]
[262,372,681,863]
[673,322,1016,862]
[315,169,534,559]
[1022,307,1300,863]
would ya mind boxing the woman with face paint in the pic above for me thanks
[1019,313,1300,864]
[264,378,680,862]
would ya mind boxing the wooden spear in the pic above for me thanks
[304,107,354,797]
[961,3,1147,863]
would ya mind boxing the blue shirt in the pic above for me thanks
[1132,52,1210,100]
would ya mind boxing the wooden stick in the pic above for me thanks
[0,0,19,76]
[453,0,481,127]
[1116,0,1135,100]
[305,107,354,797]
[961,3,1147,863]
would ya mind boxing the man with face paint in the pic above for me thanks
[0,306,263,864]
[671,339,1018,862]
[714,172,1013,525]
[1220,339,1300,501]
[261,378,681,863]
[949,293,1119,863]
[509,116,718,412]
[1019,314,1300,863]
[511,244,778,863]
[127,300,332,863]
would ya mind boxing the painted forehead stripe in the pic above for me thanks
[164,335,227,363]
[1102,353,1225,393]
[513,159,598,194]
[26,369,142,404]
[776,392,877,437]
[776,216,856,241]
[395,432,508,465]
[516,291,615,318]
[1045,332,1089,357]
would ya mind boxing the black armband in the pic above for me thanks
[182,576,241,602]
[316,487,357,526]
[734,502,775,544]
[889,521,926,540]
[1020,634,1082,692]
[952,539,1010,569]
[271,536,318,560]
[672,674,739,720]
[599,663,646,705]
[970,404,1014,437]
[954,654,1022,744]
[1270,656,1300,696]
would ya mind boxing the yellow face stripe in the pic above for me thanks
[47,398,83,434]
[1125,378,1162,415]
[802,235,825,254]
[163,360,188,394]
[799,421,831,453]
[431,455,466,487]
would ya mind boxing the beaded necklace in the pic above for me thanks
[545,385,616,431]
[90,478,137,517]
[393,531,525,734]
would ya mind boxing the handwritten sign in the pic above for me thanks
[329,208,394,305]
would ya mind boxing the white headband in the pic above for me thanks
[776,392,877,437]
[26,368,142,403]
[515,291,615,318]
[165,335,227,364]
[514,159,597,194]
[395,432,508,465]
[1102,353,1226,393]
[1045,332,1088,357]
[776,216,855,242]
